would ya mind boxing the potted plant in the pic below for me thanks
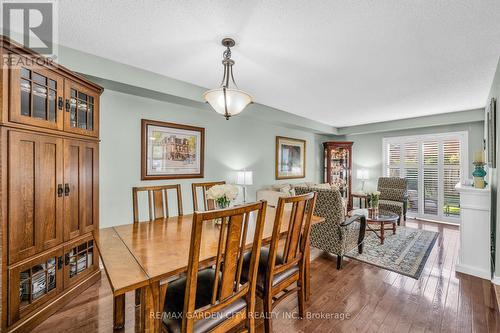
[368,190,381,218]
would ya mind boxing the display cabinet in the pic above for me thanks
[0,36,103,332]
[323,141,354,205]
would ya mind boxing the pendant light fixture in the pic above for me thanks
[203,38,253,120]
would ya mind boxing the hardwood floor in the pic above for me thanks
[34,219,499,332]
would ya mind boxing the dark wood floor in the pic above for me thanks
[34,219,499,333]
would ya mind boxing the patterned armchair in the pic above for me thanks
[377,177,408,225]
[295,186,366,269]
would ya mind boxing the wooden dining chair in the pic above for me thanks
[161,201,267,333]
[240,192,317,333]
[132,184,184,306]
[132,184,183,223]
[191,181,226,211]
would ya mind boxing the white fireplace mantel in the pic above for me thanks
[455,183,491,280]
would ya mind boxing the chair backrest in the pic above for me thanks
[377,177,407,190]
[132,184,183,222]
[191,181,226,211]
[377,177,407,202]
[266,192,317,289]
[295,186,343,226]
[182,201,267,332]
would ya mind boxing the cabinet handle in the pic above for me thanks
[57,184,63,197]
[64,183,70,196]
[65,99,70,112]
[58,97,64,110]
[57,256,63,270]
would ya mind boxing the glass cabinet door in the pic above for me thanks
[8,248,64,326]
[63,236,97,288]
[329,147,350,198]
[9,59,64,130]
[64,80,99,137]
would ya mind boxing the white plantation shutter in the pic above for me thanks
[404,142,419,165]
[404,168,419,213]
[443,140,461,217]
[383,132,467,223]
[423,141,438,216]
[423,169,439,215]
[387,143,401,177]
[403,142,419,214]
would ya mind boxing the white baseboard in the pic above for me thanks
[455,263,491,280]
[492,275,500,285]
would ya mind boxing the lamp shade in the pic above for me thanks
[203,88,252,119]
[236,170,253,186]
[357,169,369,180]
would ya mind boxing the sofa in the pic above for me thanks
[256,182,348,214]
[256,182,316,207]
[294,186,366,269]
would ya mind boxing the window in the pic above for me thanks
[383,132,468,223]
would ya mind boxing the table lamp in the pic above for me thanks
[357,169,369,193]
[236,170,253,203]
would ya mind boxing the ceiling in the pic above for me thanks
[57,0,500,127]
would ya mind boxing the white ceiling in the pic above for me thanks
[58,0,500,127]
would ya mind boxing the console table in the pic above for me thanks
[455,183,491,279]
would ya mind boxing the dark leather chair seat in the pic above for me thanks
[241,247,299,292]
[163,268,247,333]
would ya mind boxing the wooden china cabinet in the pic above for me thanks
[323,141,354,207]
[0,36,103,332]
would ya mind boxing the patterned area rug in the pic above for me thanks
[345,226,439,279]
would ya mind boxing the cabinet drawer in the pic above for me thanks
[8,248,64,326]
[63,234,98,288]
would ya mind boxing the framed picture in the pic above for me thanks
[487,98,497,168]
[275,136,306,179]
[141,119,205,180]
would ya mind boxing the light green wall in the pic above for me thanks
[342,122,485,193]
[337,109,484,135]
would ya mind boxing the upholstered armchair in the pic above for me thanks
[377,177,408,225]
[295,186,366,269]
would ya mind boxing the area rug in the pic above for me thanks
[345,226,439,279]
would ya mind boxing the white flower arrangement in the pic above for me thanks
[206,184,239,208]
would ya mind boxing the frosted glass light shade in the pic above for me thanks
[236,170,253,185]
[357,169,369,180]
[203,88,252,118]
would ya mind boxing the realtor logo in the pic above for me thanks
[1,1,57,55]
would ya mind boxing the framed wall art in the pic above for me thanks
[487,97,497,168]
[141,119,205,180]
[275,136,306,179]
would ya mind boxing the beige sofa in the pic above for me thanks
[257,182,347,214]
[256,182,315,207]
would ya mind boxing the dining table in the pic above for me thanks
[94,206,325,333]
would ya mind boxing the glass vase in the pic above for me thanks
[214,199,231,225]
